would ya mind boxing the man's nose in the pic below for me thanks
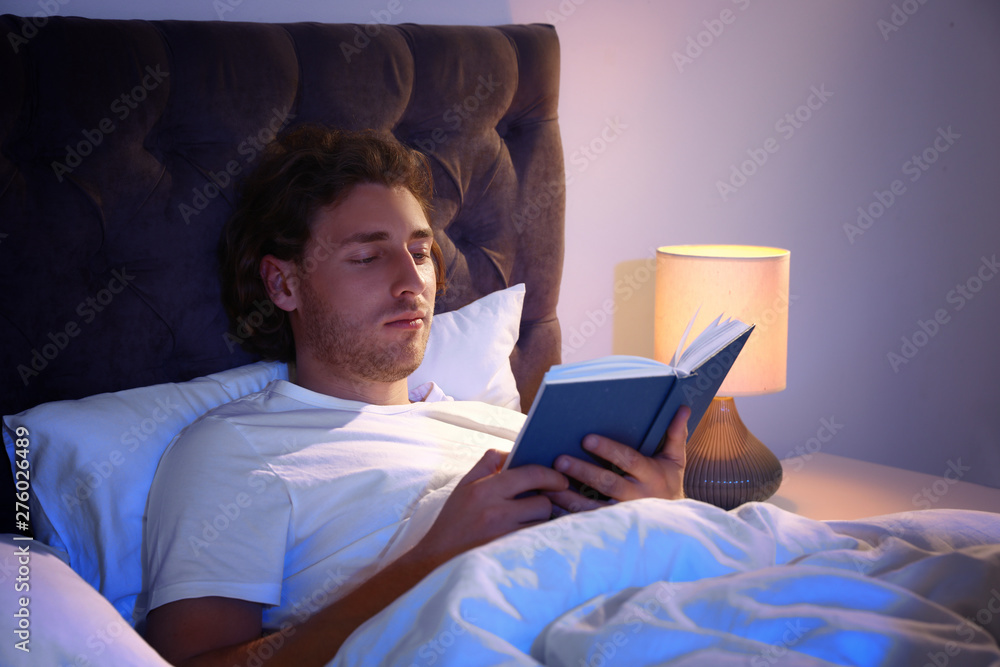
[391,251,427,297]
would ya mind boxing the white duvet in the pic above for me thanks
[333,500,1000,666]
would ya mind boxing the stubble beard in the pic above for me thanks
[298,282,431,384]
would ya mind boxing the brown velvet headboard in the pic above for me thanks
[0,17,565,419]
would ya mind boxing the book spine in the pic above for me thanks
[637,377,679,457]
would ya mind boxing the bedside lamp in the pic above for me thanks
[654,245,789,510]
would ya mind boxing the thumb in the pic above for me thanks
[456,449,507,487]
[657,405,691,466]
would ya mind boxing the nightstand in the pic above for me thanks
[766,452,1000,520]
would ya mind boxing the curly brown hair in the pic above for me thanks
[219,125,446,362]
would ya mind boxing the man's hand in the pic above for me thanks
[410,449,570,563]
[546,405,691,513]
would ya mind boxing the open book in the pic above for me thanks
[502,315,754,473]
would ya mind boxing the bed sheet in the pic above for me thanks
[333,499,1000,666]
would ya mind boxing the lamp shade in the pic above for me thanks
[654,245,789,397]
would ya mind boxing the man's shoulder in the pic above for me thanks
[170,379,370,455]
[202,379,288,419]
[168,380,299,452]
[203,376,359,421]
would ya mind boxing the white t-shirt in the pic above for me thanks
[140,379,525,630]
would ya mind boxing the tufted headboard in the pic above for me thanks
[0,17,565,420]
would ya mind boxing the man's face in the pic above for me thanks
[291,183,437,385]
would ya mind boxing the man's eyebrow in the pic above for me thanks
[337,228,433,247]
[339,231,389,246]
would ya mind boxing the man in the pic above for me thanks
[142,125,690,666]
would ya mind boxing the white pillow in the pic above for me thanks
[411,283,524,410]
[0,535,171,666]
[0,283,525,625]
[2,361,290,624]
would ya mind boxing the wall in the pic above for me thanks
[520,0,1000,492]
[6,0,999,489]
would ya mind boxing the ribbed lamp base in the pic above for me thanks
[683,396,783,510]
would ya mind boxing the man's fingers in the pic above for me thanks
[582,434,644,473]
[516,493,557,525]
[460,452,569,500]
[501,464,570,498]
[555,453,632,499]
[545,488,605,514]
[553,413,690,504]
[658,405,691,467]
[456,449,508,486]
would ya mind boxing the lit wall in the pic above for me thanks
[510,0,1000,490]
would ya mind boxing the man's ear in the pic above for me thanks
[260,255,298,313]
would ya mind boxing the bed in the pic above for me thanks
[2,15,999,667]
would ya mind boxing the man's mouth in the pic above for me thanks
[384,312,427,329]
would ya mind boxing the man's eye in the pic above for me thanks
[351,256,377,265]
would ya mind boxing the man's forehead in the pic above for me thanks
[309,185,432,245]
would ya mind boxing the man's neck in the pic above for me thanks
[293,362,412,405]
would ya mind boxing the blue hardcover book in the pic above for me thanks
[503,315,754,473]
